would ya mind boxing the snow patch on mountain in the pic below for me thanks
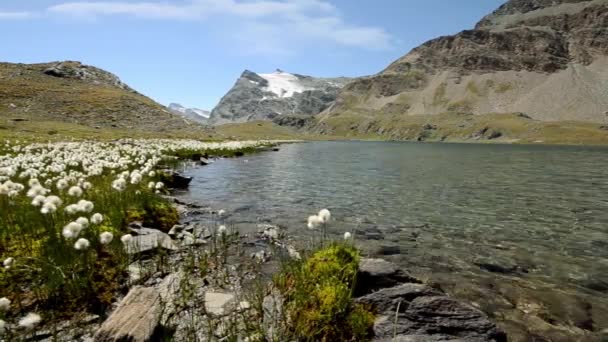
[259,71,314,98]
[168,103,210,124]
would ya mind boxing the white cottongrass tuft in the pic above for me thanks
[99,232,114,245]
[90,213,103,225]
[217,225,227,235]
[344,232,352,240]
[76,217,89,228]
[307,215,323,230]
[74,238,90,250]
[112,178,126,192]
[218,209,226,217]
[62,222,83,239]
[18,312,41,330]
[77,200,94,213]
[67,186,83,197]
[147,181,155,189]
[155,182,164,190]
[120,234,133,244]
[148,171,156,177]
[3,257,15,269]
[0,297,10,311]
[40,202,57,215]
[31,195,46,207]
[0,319,5,335]
[56,179,68,190]
[318,209,331,223]
[238,301,251,310]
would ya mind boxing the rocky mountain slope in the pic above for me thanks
[313,0,608,141]
[0,61,209,134]
[168,103,210,124]
[209,70,351,125]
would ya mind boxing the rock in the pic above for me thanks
[168,224,184,237]
[262,289,285,341]
[124,229,178,254]
[204,292,235,316]
[355,283,442,314]
[474,262,526,275]
[376,245,401,256]
[169,172,193,189]
[355,258,420,296]
[192,224,212,239]
[200,157,210,165]
[94,286,163,341]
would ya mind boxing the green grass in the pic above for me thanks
[274,243,375,341]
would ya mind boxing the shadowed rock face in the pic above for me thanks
[209,70,351,125]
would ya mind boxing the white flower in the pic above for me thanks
[112,178,126,192]
[76,217,89,228]
[3,257,15,269]
[155,182,164,190]
[62,222,83,239]
[77,200,94,213]
[44,195,63,207]
[28,178,40,187]
[218,209,226,217]
[56,179,68,190]
[99,232,114,245]
[147,181,155,189]
[64,204,79,215]
[120,234,133,244]
[67,186,83,197]
[18,312,41,330]
[0,297,10,311]
[91,213,103,225]
[344,232,352,240]
[287,246,301,260]
[26,185,48,198]
[148,171,156,177]
[130,172,142,185]
[74,238,90,250]
[40,202,57,215]
[0,319,5,335]
[218,225,227,235]
[318,209,331,223]
[307,215,323,230]
[82,181,92,190]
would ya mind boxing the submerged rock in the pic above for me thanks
[355,258,420,296]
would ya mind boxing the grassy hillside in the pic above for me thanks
[0,61,211,136]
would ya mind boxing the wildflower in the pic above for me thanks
[8,190,18,198]
[3,257,15,269]
[62,222,83,239]
[120,234,133,244]
[0,319,5,335]
[0,297,10,311]
[218,209,226,216]
[147,181,155,189]
[56,179,68,190]
[130,172,142,185]
[74,238,90,250]
[307,215,323,229]
[99,232,114,245]
[218,225,227,235]
[76,217,89,228]
[155,182,164,190]
[318,209,331,223]
[28,178,40,187]
[287,246,301,260]
[64,204,79,215]
[44,195,63,207]
[112,178,126,192]
[67,186,83,197]
[91,213,103,225]
[18,313,41,330]
[40,202,57,215]
[148,171,156,177]
[77,200,94,213]
[26,185,48,198]
[344,232,352,240]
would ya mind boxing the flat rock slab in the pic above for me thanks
[372,296,507,342]
[204,292,235,316]
[355,258,420,296]
[125,229,178,254]
[94,286,162,342]
[356,283,443,314]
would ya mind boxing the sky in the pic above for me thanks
[0,0,506,110]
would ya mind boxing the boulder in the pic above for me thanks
[355,258,420,296]
[204,292,235,316]
[355,283,442,313]
[124,229,178,254]
[164,172,193,189]
[94,286,163,341]
[371,296,507,342]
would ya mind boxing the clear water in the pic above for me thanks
[181,141,608,338]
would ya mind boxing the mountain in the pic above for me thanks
[311,0,608,142]
[168,103,210,124]
[0,61,208,134]
[209,70,352,125]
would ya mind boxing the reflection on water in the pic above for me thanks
[182,141,608,340]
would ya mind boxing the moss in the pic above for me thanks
[276,243,374,341]
[125,201,179,232]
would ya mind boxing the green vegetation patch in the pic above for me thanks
[275,243,374,341]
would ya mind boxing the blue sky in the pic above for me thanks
[0,0,505,110]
